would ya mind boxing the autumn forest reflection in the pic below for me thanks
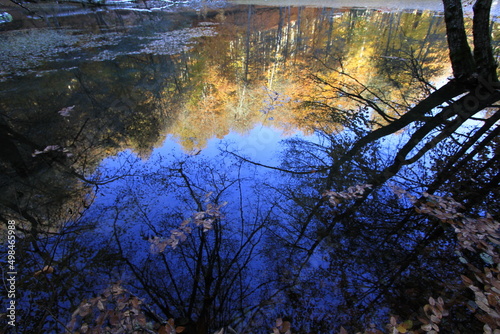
[168,6,452,151]
[0,5,452,154]
[1,1,499,333]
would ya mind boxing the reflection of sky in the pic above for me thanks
[210,125,293,164]
[84,122,323,287]
[96,123,314,185]
[103,124,314,175]
[83,124,320,295]
[88,124,317,228]
[169,125,288,162]
[92,105,493,218]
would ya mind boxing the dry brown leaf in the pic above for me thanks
[430,315,441,323]
[97,300,105,311]
[130,297,141,309]
[476,299,492,313]
[117,300,128,311]
[421,323,433,331]
[158,325,169,334]
[77,303,92,317]
[109,311,120,326]
[34,265,55,277]
[95,310,109,327]
[80,322,89,333]
[282,321,291,332]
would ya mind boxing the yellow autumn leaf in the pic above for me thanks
[396,324,407,333]
[396,320,413,333]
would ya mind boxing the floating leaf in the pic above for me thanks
[80,322,89,333]
[109,311,120,326]
[137,313,147,326]
[402,320,413,329]
[430,315,440,323]
[396,324,407,333]
[34,265,55,277]
[421,324,433,331]
[58,105,75,117]
[77,302,92,317]
[158,324,172,334]
[281,321,291,332]
[130,296,141,309]
[476,299,492,313]
[97,300,105,311]
[461,275,474,286]
[481,253,494,265]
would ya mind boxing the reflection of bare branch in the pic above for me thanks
[8,0,39,17]
[112,210,176,319]
[403,48,438,93]
[310,55,402,124]
[224,149,328,175]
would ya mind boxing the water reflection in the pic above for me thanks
[0,2,469,333]
[0,4,452,153]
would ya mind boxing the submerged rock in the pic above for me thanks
[0,12,13,24]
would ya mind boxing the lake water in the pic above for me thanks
[1,1,496,333]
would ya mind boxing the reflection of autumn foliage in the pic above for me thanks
[355,189,500,334]
[321,185,500,333]
[169,8,450,151]
[415,194,500,333]
[67,283,187,334]
[272,317,292,334]
[149,200,226,252]
[314,11,446,125]
[71,182,500,334]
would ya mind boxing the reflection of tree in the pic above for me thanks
[257,0,500,332]
[0,50,188,333]
[2,2,499,333]
[0,52,179,226]
[168,6,452,151]
[0,5,454,155]
[0,46,195,230]
[88,153,280,333]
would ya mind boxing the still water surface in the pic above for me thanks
[0,0,484,332]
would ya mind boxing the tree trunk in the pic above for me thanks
[442,0,476,80]
[473,0,498,81]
